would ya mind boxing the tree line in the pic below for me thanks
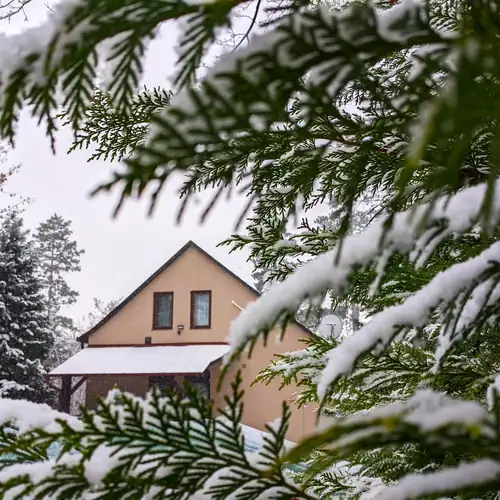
[0,151,115,407]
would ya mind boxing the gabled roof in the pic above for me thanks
[77,241,314,343]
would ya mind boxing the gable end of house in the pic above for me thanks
[77,241,314,343]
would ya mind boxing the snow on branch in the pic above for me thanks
[319,239,500,397]
[160,0,450,123]
[284,389,491,486]
[0,380,310,499]
[120,0,452,208]
[227,180,500,398]
[375,460,500,500]
[0,0,86,86]
[0,0,206,146]
[328,389,488,436]
[0,398,81,433]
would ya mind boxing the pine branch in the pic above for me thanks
[62,87,172,162]
[93,0,451,214]
[285,390,497,485]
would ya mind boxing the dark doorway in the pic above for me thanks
[148,375,180,393]
[148,371,210,399]
[185,371,210,399]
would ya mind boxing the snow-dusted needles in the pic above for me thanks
[227,180,500,399]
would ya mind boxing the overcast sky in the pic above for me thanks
[0,1,327,327]
[0,2,261,325]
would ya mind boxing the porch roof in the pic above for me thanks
[48,344,230,377]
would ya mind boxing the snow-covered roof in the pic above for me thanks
[48,344,230,376]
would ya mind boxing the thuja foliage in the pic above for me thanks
[0,376,310,499]
[1,0,500,497]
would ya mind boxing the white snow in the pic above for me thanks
[49,344,230,376]
[323,239,500,397]
[141,0,448,153]
[0,459,71,487]
[434,276,500,369]
[376,0,429,43]
[318,390,488,440]
[374,460,500,499]
[83,444,121,485]
[0,398,81,433]
[0,406,300,499]
[0,380,30,396]
[0,0,89,88]
[403,390,488,432]
[226,180,500,398]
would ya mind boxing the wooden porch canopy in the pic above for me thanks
[47,344,230,412]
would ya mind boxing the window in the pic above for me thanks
[153,292,173,329]
[191,291,211,329]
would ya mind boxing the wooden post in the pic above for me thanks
[70,376,87,395]
[59,376,72,413]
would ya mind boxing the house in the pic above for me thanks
[48,241,317,441]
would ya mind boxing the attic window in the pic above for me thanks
[153,292,173,329]
[191,291,211,329]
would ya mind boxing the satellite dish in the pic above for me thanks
[318,314,343,340]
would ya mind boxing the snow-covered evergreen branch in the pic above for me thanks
[0,376,314,499]
[227,180,500,393]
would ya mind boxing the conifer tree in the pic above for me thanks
[0,212,54,404]
[33,214,84,367]
[34,214,84,324]
[1,0,500,498]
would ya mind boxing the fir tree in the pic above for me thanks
[0,212,54,404]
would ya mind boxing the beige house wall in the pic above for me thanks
[211,332,317,442]
[84,245,317,441]
[88,246,255,346]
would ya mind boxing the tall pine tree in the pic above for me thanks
[33,214,84,368]
[34,214,84,327]
[0,212,54,404]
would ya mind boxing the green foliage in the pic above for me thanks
[0,212,55,404]
[285,388,500,497]
[3,379,500,498]
[0,376,313,499]
[63,87,172,163]
[2,0,500,497]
